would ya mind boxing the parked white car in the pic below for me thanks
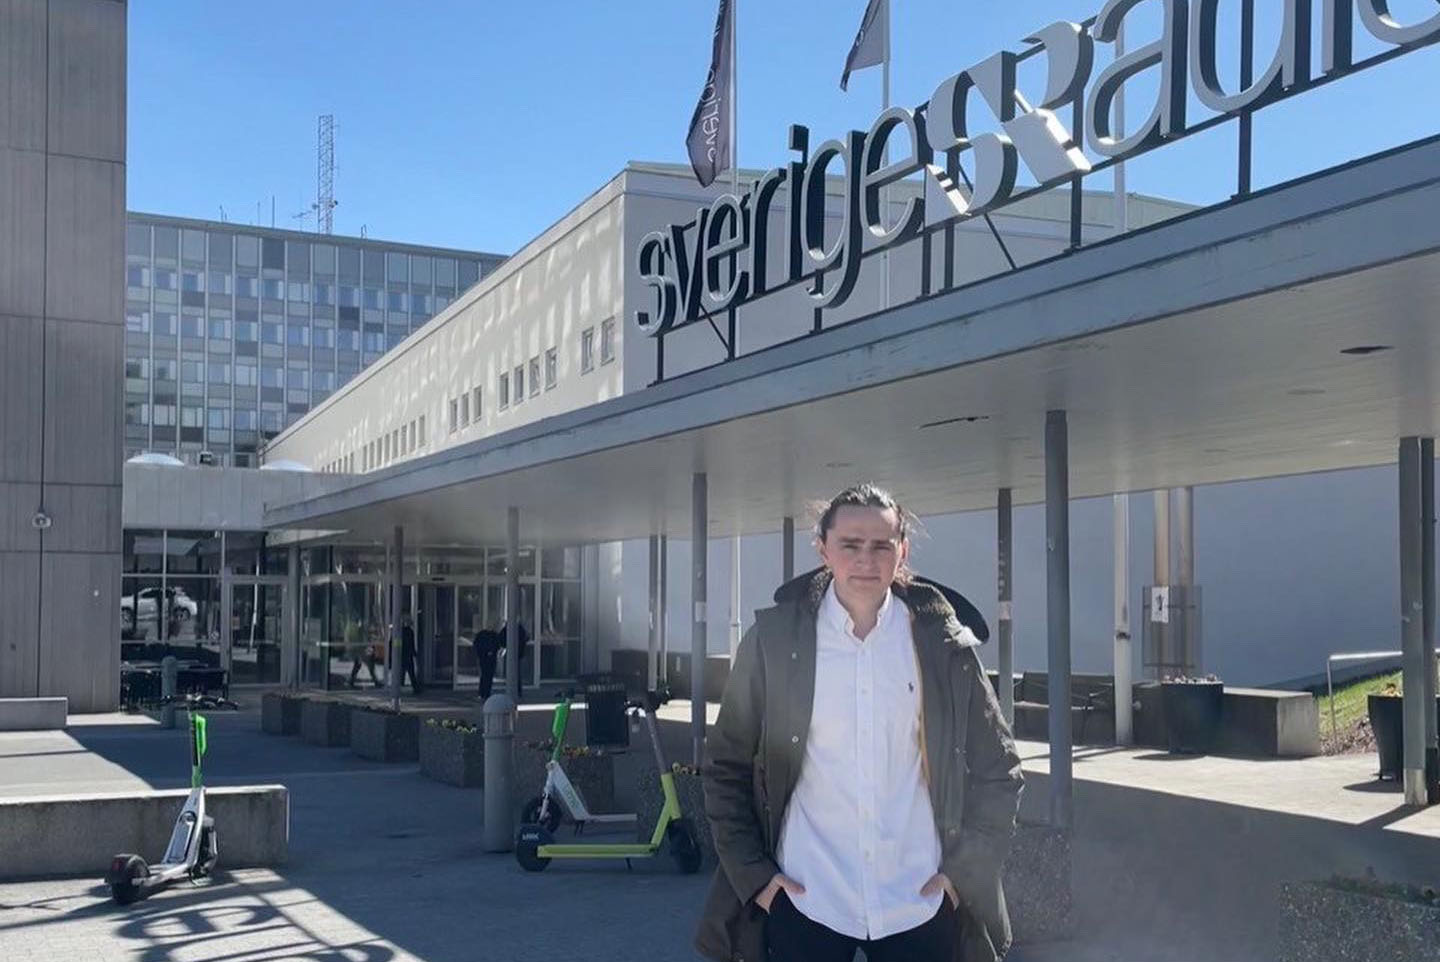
[120,586,198,639]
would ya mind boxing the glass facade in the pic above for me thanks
[298,544,583,692]
[124,216,503,467]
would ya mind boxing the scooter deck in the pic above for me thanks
[537,842,660,859]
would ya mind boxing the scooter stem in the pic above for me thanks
[189,705,208,789]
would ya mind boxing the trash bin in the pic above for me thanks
[581,673,630,750]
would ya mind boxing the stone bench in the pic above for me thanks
[1218,687,1320,757]
[0,785,288,881]
[0,697,67,731]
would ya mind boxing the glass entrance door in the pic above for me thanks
[228,580,285,685]
[417,584,455,688]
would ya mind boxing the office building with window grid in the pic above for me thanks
[123,214,505,467]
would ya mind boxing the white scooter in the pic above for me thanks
[107,697,218,905]
[520,689,637,835]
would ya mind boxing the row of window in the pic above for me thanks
[351,416,428,474]
[125,402,266,431]
[127,223,486,290]
[127,267,460,316]
[126,357,347,392]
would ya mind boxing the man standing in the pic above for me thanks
[399,615,422,696]
[696,484,1023,962]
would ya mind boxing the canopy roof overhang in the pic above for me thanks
[264,137,1440,547]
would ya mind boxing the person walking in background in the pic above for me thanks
[347,618,380,688]
[695,483,1023,962]
[399,615,422,696]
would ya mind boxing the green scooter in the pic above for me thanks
[515,689,702,874]
[107,696,218,904]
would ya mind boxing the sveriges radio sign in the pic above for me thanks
[635,0,1440,336]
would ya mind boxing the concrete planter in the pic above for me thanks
[1003,822,1073,944]
[260,692,305,735]
[300,698,351,748]
[634,766,715,868]
[1279,879,1440,962]
[350,708,420,763]
[515,746,616,814]
[419,723,485,788]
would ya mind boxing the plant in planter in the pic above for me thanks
[419,718,485,788]
[1367,682,1404,780]
[1279,872,1440,962]
[350,705,420,763]
[1160,673,1224,754]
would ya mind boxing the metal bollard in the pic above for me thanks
[482,693,517,852]
[160,656,179,729]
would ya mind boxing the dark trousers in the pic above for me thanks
[765,892,958,962]
[349,651,379,687]
[400,643,422,695]
[475,643,526,700]
[476,643,498,699]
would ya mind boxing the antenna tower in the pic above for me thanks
[315,114,337,234]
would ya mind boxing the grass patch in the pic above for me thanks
[1317,670,1400,737]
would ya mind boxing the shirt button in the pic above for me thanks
[791,735,799,744]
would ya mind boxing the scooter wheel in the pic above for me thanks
[515,824,552,872]
[520,795,562,834]
[667,819,703,875]
[108,854,149,905]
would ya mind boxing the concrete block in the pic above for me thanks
[46,0,126,163]
[1220,688,1322,758]
[418,721,485,788]
[260,691,304,735]
[0,0,46,152]
[39,550,119,712]
[45,155,124,325]
[0,550,40,698]
[37,483,122,553]
[0,315,43,483]
[44,319,123,485]
[300,698,351,747]
[0,147,46,318]
[0,696,66,730]
[350,708,420,762]
[0,785,288,881]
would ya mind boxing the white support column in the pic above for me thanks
[389,526,404,710]
[1046,411,1074,830]
[506,508,520,702]
[659,535,669,683]
[730,535,742,658]
[1114,494,1133,745]
[1400,439,1428,805]
[782,516,795,583]
[692,474,709,766]
[1424,440,1438,799]
[648,534,660,692]
[1177,485,1197,673]
[997,488,1015,727]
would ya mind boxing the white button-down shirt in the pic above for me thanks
[775,584,943,940]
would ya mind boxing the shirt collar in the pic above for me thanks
[821,580,895,639]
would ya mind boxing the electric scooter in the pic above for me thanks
[520,689,638,835]
[516,689,702,874]
[107,695,219,904]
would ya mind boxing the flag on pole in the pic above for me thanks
[686,0,735,188]
[841,0,888,91]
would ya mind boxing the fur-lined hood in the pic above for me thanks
[773,566,989,647]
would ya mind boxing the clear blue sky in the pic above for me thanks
[128,1,1440,255]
